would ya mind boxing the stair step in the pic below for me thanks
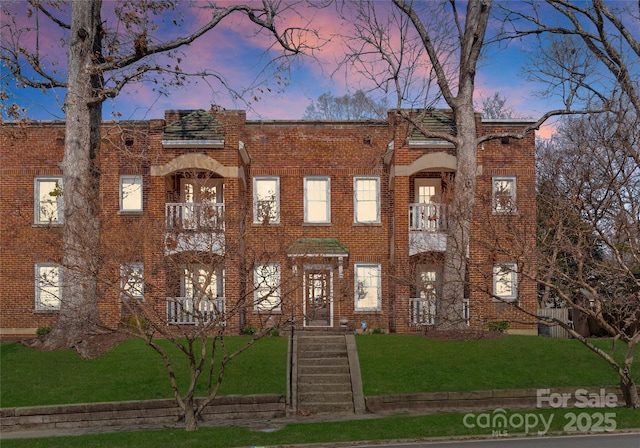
[298,391,353,401]
[298,373,351,384]
[298,357,349,367]
[298,402,355,413]
[299,349,348,358]
[299,382,352,393]
[299,365,350,375]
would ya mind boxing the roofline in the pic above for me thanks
[481,118,538,125]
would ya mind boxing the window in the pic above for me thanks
[492,176,516,213]
[304,177,330,223]
[121,263,144,300]
[493,263,518,300]
[354,177,380,223]
[35,263,61,310]
[120,175,143,212]
[354,263,381,311]
[254,177,280,224]
[34,177,63,224]
[254,263,281,312]
[184,266,224,299]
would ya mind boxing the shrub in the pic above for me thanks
[269,328,280,337]
[241,325,257,335]
[371,327,385,334]
[488,321,510,333]
[36,326,51,338]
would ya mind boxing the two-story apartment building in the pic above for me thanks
[0,108,538,338]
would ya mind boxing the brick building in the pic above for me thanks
[0,108,538,338]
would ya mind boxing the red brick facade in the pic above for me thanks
[0,109,537,337]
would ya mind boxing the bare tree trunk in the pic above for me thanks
[46,0,104,356]
[620,375,639,409]
[440,106,477,328]
[184,398,199,431]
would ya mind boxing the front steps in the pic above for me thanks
[293,333,365,415]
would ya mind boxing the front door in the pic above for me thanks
[304,267,333,327]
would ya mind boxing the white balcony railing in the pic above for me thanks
[409,203,446,232]
[410,297,436,326]
[166,203,225,231]
[166,296,225,325]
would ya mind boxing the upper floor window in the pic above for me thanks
[121,263,144,300]
[304,177,330,224]
[254,263,281,312]
[120,175,143,212]
[493,263,518,300]
[254,177,280,224]
[34,177,63,224]
[35,263,61,310]
[354,263,381,311]
[492,176,516,213]
[354,177,380,223]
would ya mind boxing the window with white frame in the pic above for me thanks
[354,263,381,311]
[35,263,61,310]
[492,176,516,213]
[304,177,330,223]
[121,263,144,300]
[493,263,518,300]
[354,177,380,223]
[254,263,281,312]
[120,175,143,212]
[253,177,280,224]
[34,177,63,224]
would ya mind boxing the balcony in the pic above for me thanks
[165,203,225,254]
[166,296,225,325]
[409,203,447,254]
[409,297,436,326]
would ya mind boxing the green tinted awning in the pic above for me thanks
[287,238,349,257]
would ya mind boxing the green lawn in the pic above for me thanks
[356,335,639,395]
[0,337,288,407]
[1,334,638,408]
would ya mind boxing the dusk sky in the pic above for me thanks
[3,1,626,138]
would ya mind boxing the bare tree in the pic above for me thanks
[1,0,310,355]
[502,0,640,118]
[535,110,640,408]
[478,92,522,119]
[93,167,298,431]
[302,90,388,120]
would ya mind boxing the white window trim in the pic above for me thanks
[354,263,382,311]
[254,263,281,312]
[35,263,61,310]
[34,177,63,224]
[121,263,144,300]
[492,176,517,213]
[119,175,143,212]
[354,176,381,224]
[253,177,280,224]
[304,176,331,224]
[493,263,518,300]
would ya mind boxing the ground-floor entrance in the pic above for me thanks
[303,266,333,327]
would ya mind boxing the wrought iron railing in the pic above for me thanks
[165,203,225,231]
[166,296,225,325]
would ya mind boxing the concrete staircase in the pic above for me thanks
[294,333,364,415]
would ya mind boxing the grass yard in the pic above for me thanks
[1,334,638,408]
[0,336,288,407]
[356,335,639,395]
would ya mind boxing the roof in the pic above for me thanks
[409,109,457,146]
[287,238,349,257]
[163,109,224,142]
